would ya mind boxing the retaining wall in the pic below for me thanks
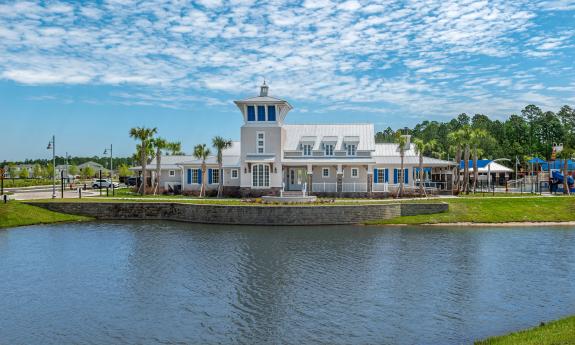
[29,202,448,226]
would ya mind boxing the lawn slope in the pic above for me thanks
[0,201,91,228]
[475,315,575,345]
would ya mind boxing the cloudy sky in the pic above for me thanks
[1,0,574,160]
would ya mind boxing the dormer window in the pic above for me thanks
[303,144,312,156]
[324,144,334,156]
[346,144,357,156]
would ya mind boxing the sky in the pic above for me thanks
[1,0,575,161]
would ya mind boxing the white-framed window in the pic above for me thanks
[257,132,265,154]
[169,170,175,176]
[346,144,357,156]
[212,169,220,184]
[322,167,330,178]
[231,169,239,179]
[324,144,334,156]
[351,167,359,178]
[191,169,200,184]
[252,164,270,187]
[303,144,312,156]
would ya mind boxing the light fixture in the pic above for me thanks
[47,142,52,150]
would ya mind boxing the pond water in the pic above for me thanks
[0,222,574,345]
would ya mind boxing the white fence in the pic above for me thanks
[372,182,389,192]
[342,182,368,192]
[312,182,337,193]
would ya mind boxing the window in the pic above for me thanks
[169,170,175,176]
[247,106,255,121]
[257,105,266,121]
[188,168,200,184]
[252,164,270,187]
[231,169,239,179]
[257,132,265,154]
[351,168,359,178]
[303,144,312,156]
[375,168,388,183]
[212,169,220,184]
[346,144,357,156]
[267,105,276,121]
[322,168,330,178]
[324,144,334,156]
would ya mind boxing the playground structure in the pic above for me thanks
[550,170,575,194]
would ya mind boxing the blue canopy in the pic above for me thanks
[542,160,575,171]
[459,160,492,169]
[528,157,546,164]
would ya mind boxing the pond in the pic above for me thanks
[0,222,574,344]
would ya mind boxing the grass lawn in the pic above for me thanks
[2,178,57,188]
[0,201,91,229]
[367,196,575,225]
[475,315,575,345]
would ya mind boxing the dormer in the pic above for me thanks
[234,82,293,126]
[320,136,338,156]
[343,136,359,156]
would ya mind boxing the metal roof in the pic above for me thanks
[283,124,375,151]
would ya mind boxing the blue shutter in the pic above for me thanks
[404,169,409,184]
[187,169,191,184]
[267,105,276,121]
[247,106,255,121]
[208,169,213,184]
[374,169,378,183]
[393,169,398,184]
[198,169,202,184]
[385,169,389,183]
[257,105,266,121]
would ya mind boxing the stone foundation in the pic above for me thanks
[29,201,448,226]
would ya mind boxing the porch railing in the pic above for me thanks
[342,182,368,192]
[312,182,337,193]
[372,182,389,192]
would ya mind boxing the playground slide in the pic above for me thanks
[551,171,575,193]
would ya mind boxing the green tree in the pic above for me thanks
[470,129,493,193]
[68,164,79,177]
[118,164,131,178]
[82,166,95,180]
[45,164,54,179]
[33,164,43,178]
[151,138,181,194]
[19,167,29,179]
[193,144,211,197]
[394,132,408,197]
[557,148,574,195]
[129,127,158,195]
[8,164,17,182]
[212,136,233,198]
[448,129,465,194]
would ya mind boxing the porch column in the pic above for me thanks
[307,164,313,194]
[367,164,374,194]
[337,164,343,193]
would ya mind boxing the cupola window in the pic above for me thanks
[267,105,276,121]
[247,106,255,121]
[257,106,266,121]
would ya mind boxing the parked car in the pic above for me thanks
[126,176,142,187]
[92,179,120,189]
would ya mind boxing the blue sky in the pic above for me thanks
[1,0,575,161]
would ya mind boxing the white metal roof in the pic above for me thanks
[373,143,454,166]
[460,161,513,173]
[283,124,375,151]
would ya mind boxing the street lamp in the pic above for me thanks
[47,135,56,199]
[487,158,511,192]
[104,144,113,180]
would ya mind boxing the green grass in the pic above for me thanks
[367,196,575,225]
[475,315,575,345]
[0,201,91,229]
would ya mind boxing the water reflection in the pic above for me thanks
[0,222,574,344]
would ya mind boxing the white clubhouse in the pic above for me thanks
[134,83,453,197]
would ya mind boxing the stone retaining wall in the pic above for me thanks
[29,202,448,226]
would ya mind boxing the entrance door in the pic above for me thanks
[288,168,305,191]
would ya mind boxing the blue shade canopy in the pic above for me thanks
[528,157,546,164]
[542,160,575,171]
[459,160,492,169]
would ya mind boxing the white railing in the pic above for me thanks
[372,182,389,192]
[342,182,368,192]
[312,182,337,193]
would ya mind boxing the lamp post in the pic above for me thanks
[487,158,511,193]
[104,145,113,181]
[47,135,56,199]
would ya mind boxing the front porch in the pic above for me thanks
[282,164,370,195]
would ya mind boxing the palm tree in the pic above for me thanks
[212,136,233,198]
[447,130,464,195]
[167,142,183,156]
[469,129,486,193]
[129,126,157,195]
[459,126,472,194]
[151,137,168,195]
[395,132,408,197]
[193,144,211,197]
[413,138,437,196]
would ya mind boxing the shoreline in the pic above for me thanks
[384,221,575,227]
